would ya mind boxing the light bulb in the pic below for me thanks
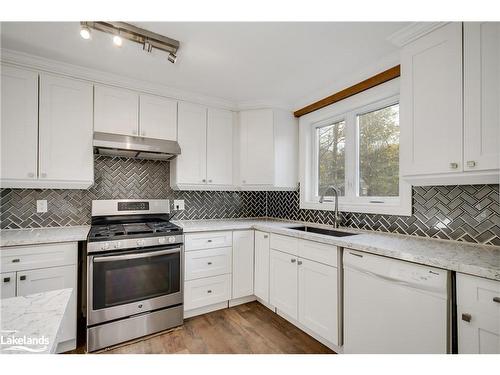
[113,35,123,47]
[80,26,91,40]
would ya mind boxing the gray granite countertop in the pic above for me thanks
[0,288,73,354]
[0,225,90,247]
[174,218,500,281]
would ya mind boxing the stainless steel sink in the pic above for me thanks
[287,226,359,237]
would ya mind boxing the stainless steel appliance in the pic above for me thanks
[86,199,183,352]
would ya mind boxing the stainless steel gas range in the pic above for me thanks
[86,199,183,352]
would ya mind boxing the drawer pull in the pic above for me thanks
[3,277,11,283]
[207,290,212,294]
[263,235,269,239]
[207,262,212,265]
[349,252,363,258]
[207,239,212,243]
[19,275,27,281]
[493,297,500,303]
[12,258,20,263]
[291,258,296,263]
[462,313,472,323]
[297,260,303,265]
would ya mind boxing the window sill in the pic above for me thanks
[299,200,412,216]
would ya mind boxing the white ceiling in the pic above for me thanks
[0,22,408,109]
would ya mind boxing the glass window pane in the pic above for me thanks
[358,104,399,197]
[317,120,345,196]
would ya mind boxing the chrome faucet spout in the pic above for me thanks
[319,185,340,229]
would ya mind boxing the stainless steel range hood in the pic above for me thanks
[93,132,181,161]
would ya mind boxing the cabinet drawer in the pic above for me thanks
[298,240,338,267]
[0,242,77,273]
[184,231,232,251]
[270,234,298,256]
[185,247,232,281]
[1,272,16,299]
[457,273,500,316]
[184,274,231,311]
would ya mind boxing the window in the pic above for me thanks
[300,79,411,216]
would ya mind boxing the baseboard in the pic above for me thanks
[184,301,228,319]
[276,309,343,354]
[56,338,76,353]
[255,297,276,312]
[228,295,256,307]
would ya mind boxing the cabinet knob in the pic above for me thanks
[3,277,11,283]
[449,162,458,169]
[466,160,476,168]
[207,262,212,265]
[12,258,20,263]
[242,180,246,184]
[202,179,206,183]
[19,275,27,281]
[208,179,213,183]
[263,235,268,239]
[461,313,471,322]
[291,258,296,263]
[27,172,35,178]
[297,260,303,265]
[207,239,212,243]
[207,290,212,294]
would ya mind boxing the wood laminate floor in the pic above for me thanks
[72,302,335,354]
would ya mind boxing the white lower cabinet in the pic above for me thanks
[457,273,500,354]
[1,272,16,299]
[269,249,298,319]
[254,231,270,303]
[232,230,254,299]
[184,274,231,311]
[0,242,78,353]
[298,258,338,345]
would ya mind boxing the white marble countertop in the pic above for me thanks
[0,225,90,247]
[0,288,72,354]
[174,218,500,281]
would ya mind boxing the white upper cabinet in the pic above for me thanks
[239,109,298,190]
[401,22,500,185]
[171,104,235,189]
[463,22,500,172]
[0,66,38,183]
[172,102,208,185]
[400,23,463,178]
[94,85,139,136]
[139,94,177,140]
[207,108,233,185]
[39,74,94,184]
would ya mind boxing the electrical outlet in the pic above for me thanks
[36,200,48,213]
[173,199,185,211]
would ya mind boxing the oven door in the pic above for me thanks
[87,245,183,326]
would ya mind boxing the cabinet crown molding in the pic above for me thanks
[387,22,450,47]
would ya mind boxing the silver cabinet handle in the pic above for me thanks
[207,262,212,265]
[207,239,212,243]
[297,260,303,265]
[19,275,26,281]
[202,179,206,183]
[207,290,212,294]
[450,162,458,169]
[466,160,476,168]
[493,297,500,303]
[242,180,246,184]
[291,258,296,263]
[461,313,472,322]
[93,248,180,263]
[12,258,20,263]
[208,179,213,183]
[263,235,269,239]
[3,277,11,283]
[349,252,363,258]
[27,172,35,178]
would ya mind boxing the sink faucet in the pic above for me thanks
[319,185,340,229]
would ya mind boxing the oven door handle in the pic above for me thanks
[93,247,181,263]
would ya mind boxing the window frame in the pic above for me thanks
[299,79,412,216]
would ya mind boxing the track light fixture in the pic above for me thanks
[80,21,180,62]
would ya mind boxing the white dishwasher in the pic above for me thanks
[343,249,450,354]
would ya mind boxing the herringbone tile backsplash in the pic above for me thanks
[1,155,499,245]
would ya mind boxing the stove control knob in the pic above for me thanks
[137,239,145,247]
[158,237,167,244]
[101,243,110,251]
[168,236,176,244]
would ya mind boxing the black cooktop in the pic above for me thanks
[88,220,182,242]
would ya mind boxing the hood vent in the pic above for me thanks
[93,132,181,161]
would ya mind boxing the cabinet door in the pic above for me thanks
[232,230,254,299]
[16,265,77,347]
[239,109,274,185]
[0,66,38,181]
[464,22,500,172]
[94,85,139,136]
[1,272,16,299]
[254,231,270,303]
[207,108,233,185]
[38,74,93,184]
[175,102,207,184]
[400,23,463,176]
[269,249,297,319]
[139,94,177,140]
[298,258,338,345]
